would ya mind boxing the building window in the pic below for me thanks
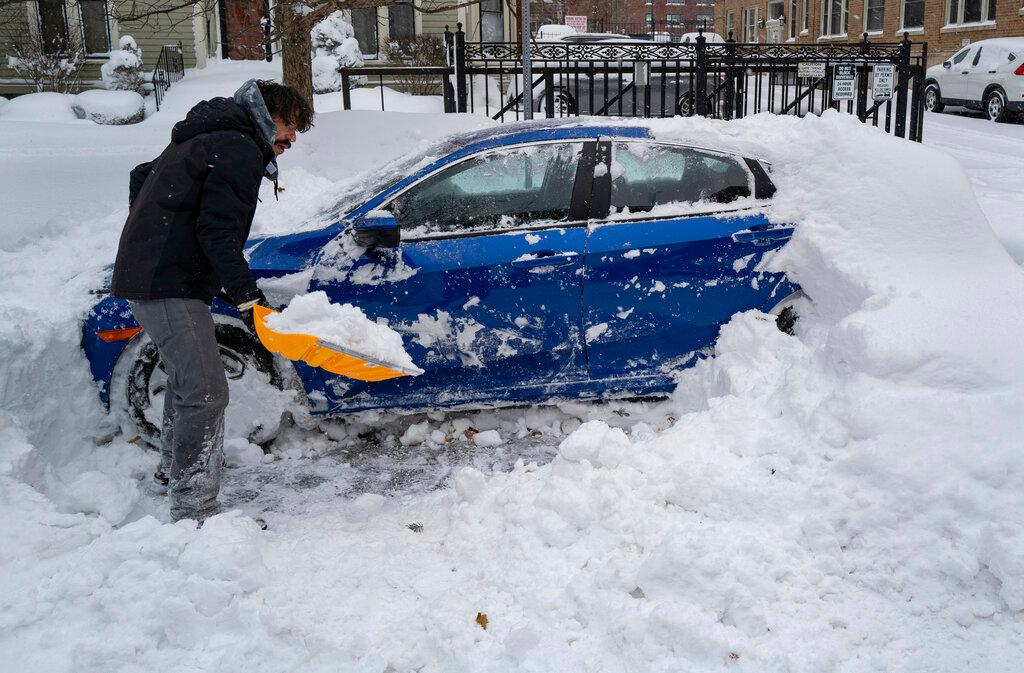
[666,0,686,4]
[36,0,69,53]
[802,0,810,31]
[947,0,996,23]
[901,0,924,27]
[865,0,885,31]
[727,10,736,37]
[742,6,759,42]
[820,0,847,35]
[388,1,415,41]
[79,0,110,54]
[480,0,503,41]
[697,14,713,28]
[667,14,683,25]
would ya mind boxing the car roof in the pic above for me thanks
[453,119,651,148]
[964,37,1024,50]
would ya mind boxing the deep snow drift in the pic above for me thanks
[2,62,1024,671]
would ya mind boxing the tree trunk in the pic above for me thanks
[276,4,314,104]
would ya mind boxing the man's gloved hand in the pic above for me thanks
[236,289,269,334]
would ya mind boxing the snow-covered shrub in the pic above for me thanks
[311,11,364,93]
[71,90,145,125]
[4,33,83,93]
[0,92,78,121]
[101,35,146,96]
[384,36,446,95]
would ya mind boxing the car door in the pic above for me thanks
[582,140,796,381]
[947,45,977,101]
[963,45,990,103]
[308,139,598,412]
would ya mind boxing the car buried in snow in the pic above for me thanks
[82,119,800,444]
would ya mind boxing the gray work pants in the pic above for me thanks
[129,298,228,522]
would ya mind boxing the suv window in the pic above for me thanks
[392,142,583,235]
[952,47,972,65]
[609,143,752,215]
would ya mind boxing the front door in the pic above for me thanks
[583,140,795,381]
[309,140,595,412]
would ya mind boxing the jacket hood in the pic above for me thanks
[171,96,276,165]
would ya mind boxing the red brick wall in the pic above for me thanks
[714,1,1024,63]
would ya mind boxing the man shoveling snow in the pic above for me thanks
[109,79,314,523]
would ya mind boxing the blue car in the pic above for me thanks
[82,119,799,443]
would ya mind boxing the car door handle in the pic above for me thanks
[511,251,577,268]
[733,227,794,243]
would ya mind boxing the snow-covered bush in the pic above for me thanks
[4,33,83,93]
[71,90,145,125]
[101,35,146,96]
[384,36,446,95]
[311,11,364,93]
[0,92,78,121]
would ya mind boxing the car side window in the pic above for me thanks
[952,47,972,65]
[391,142,583,235]
[608,143,752,216]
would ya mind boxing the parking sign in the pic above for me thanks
[872,63,896,101]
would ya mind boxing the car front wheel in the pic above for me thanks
[985,89,1009,123]
[924,83,944,113]
[111,322,297,449]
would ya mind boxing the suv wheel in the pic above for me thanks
[985,89,1008,123]
[924,83,944,113]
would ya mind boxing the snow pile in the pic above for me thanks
[71,90,145,125]
[2,73,1024,672]
[311,11,364,93]
[0,92,79,122]
[264,291,422,372]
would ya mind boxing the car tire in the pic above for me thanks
[924,83,944,113]
[676,92,695,117]
[985,89,1009,123]
[539,90,577,116]
[769,290,808,336]
[111,321,293,449]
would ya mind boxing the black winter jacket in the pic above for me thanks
[111,97,276,304]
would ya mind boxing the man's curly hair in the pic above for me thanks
[256,80,315,133]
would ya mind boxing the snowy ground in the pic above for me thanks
[2,61,1023,672]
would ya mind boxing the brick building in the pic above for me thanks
[566,0,719,37]
[712,1,1024,63]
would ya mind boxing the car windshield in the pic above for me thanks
[325,137,464,220]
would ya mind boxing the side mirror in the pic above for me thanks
[351,211,399,248]
[943,61,951,69]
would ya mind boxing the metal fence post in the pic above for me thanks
[544,71,555,117]
[695,29,708,117]
[724,31,736,120]
[909,41,927,142]
[857,32,870,123]
[455,23,468,113]
[443,26,456,113]
[894,32,911,138]
[341,72,351,110]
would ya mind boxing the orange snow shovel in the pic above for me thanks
[252,305,420,382]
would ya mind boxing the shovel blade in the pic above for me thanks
[253,305,417,381]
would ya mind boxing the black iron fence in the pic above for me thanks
[152,42,185,111]
[338,26,927,142]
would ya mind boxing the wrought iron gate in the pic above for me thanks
[339,26,928,142]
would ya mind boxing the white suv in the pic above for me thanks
[924,37,1024,123]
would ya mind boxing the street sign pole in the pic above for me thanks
[522,0,533,120]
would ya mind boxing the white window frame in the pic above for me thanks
[727,9,736,37]
[788,0,798,39]
[944,0,996,26]
[742,6,759,42]
[802,0,810,33]
[864,0,885,33]
[820,0,848,37]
